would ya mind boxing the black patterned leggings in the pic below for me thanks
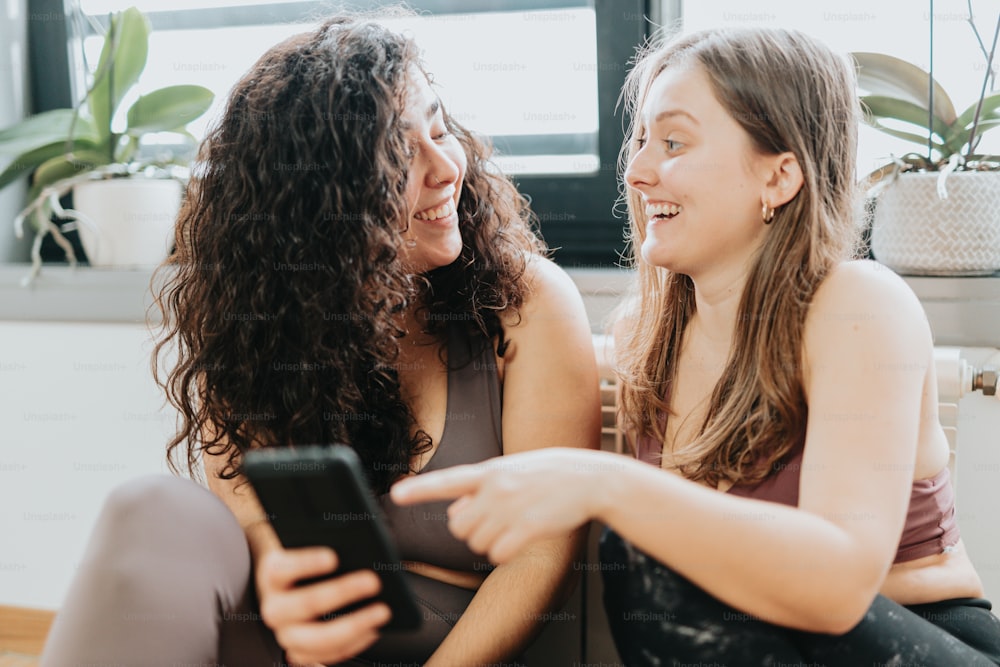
[599,528,1000,667]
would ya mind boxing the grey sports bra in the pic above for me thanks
[377,323,503,573]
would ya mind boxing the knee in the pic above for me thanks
[94,475,252,593]
[77,476,255,620]
[98,475,245,555]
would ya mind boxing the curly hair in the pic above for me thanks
[152,16,544,493]
[615,28,863,487]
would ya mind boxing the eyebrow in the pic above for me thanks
[400,99,441,131]
[652,109,699,125]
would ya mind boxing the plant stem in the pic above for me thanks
[107,12,116,164]
[965,11,1000,162]
[929,0,934,162]
[967,0,997,91]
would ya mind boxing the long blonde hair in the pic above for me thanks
[616,28,863,486]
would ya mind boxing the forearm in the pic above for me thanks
[594,451,882,633]
[425,532,582,666]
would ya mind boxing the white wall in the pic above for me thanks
[0,320,175,609]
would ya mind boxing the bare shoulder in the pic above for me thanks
[807,260,928,331]
[803,260,933,372]
[523,253,582,301]
[500,254,587,331]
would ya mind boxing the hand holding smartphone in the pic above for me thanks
[243,444,422,631]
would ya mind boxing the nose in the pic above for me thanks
[624,143,657,192]
[423,142,460,188]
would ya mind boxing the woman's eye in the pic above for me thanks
[431,121,452,141]
[635,136,647,148]
[665,139,683,152]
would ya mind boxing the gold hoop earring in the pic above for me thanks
[762,202,775,224]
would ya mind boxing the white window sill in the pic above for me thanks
[0,264,162,324]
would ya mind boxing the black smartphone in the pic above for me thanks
[242,444,421,631]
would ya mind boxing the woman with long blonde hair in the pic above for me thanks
[394,27,1000,665]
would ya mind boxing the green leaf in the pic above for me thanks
[867,121,946,152]
[852,52,956,125]
[115,135,138,163]
[966,153,1000,163]
[0,139,99,190]
[944,121,1000,154]
[88,7,150,143]
[859,162,902,189]
[860,95,952,143]
[125,85,214,134]
[167,128,198,144]
[959,118,1000,138]
[29,149,110,198]
[0,109,99,157]
[945,94,1000,151]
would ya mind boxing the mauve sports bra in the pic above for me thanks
[637,434,960,564]
[377,323,502,573]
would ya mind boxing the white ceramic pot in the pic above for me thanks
[871,171,1000,276]
[72,177,182,268]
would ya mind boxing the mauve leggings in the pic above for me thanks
[600,527,1000,667]
[39,475,475,667]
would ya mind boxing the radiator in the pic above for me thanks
[935,347,1000,486]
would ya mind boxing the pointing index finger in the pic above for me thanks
[389,464,488,505]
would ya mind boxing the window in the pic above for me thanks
[30,1,997,268]
[49,0,645,266]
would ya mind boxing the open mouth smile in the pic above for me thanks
[646,202,683,221]
[414,200,456,221]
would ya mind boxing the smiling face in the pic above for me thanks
[398,71,468,274]
[624,63,772,278]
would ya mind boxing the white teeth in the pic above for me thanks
[645,202,683,218]
[414,200,456,221]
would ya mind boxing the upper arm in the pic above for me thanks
[799,261,931,574]
[498,256,601,455]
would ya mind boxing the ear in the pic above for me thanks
[760,151,803,208]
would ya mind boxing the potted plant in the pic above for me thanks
[0,6,213,282]
[852,9,1000,276]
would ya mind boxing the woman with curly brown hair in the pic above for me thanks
[40,15,600,667]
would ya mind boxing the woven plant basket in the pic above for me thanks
[871,171,1000,276]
